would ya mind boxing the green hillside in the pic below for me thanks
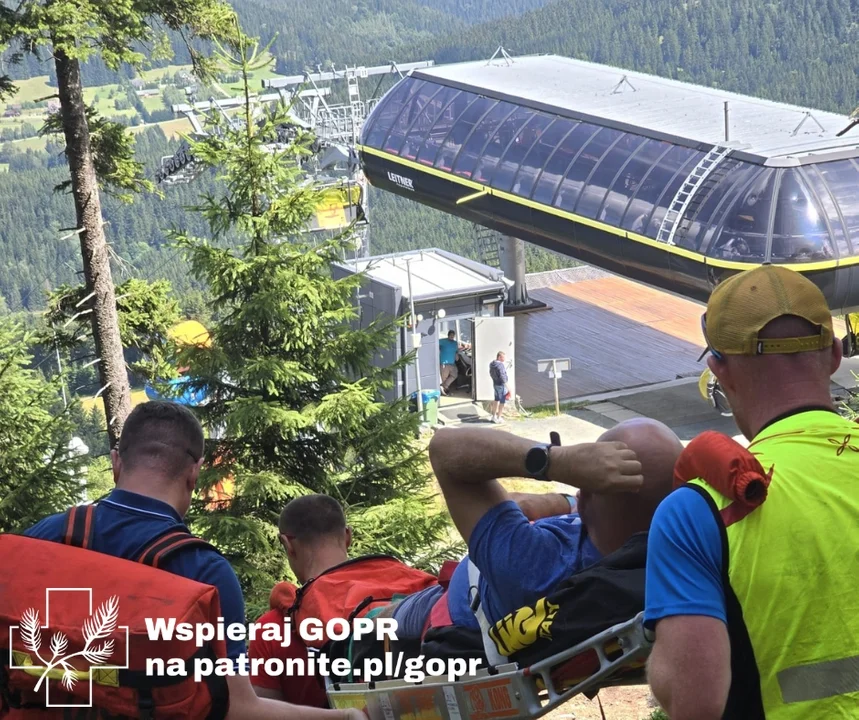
[0,0,855,312]
[421,0,858,114]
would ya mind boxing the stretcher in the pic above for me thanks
[325,612,652,720]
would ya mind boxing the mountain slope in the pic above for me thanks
[0,0,557,85]
[1,0,856,312]
[418,0,858,114]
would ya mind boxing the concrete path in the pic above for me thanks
[434,354,859,455]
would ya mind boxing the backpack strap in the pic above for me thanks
[62,504,96,549]
[438,559,458,590]
[466,559,507,667]
[135,527,217,569]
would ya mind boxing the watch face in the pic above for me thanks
[525,446,549,475]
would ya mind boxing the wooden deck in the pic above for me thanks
[514,277,709,405]
[514,276,851,406]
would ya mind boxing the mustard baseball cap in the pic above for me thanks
[699,265,834,360]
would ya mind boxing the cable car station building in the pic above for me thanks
[358,55,859,312]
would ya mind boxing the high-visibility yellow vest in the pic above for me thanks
[688,410,859,718]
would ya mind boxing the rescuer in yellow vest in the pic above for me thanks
[644,265,859,719]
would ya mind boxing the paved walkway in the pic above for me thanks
[436,354,859,493]
[507,354,859,443]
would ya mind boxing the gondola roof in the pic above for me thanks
[411,55,858,166]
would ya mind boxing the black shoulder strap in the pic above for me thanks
[135,526,219,570]
[62,504,96,550]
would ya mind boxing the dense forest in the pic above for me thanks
[421,0,858,114]
[0,0,555,87]
[0,0,856,312]
[0,129,213,312]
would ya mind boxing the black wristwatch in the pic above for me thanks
[525,444,553,481]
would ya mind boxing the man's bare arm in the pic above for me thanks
[428,427,642,544]
[252,685,285,701]
[647,616,730,720]
[429,428,528,543]
[227,675,364,720]
[508,492,574,521]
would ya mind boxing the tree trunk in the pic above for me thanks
[54,49,131,448]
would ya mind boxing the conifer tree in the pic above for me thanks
[169,34,459,618]
[0,0,238,446]
[0,318,87,532]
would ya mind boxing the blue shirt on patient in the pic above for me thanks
[446,500,602,629]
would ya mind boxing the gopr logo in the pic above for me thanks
[8,589,130,708]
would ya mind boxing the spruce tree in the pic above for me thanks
[0,0,238,446]
[0,318,87,532]
[169,36,459,619]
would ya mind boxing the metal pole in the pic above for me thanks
[724,101,730,143]
[552,359,560,416]
[500,235,530,306]
[406,259,424,416]
[55,334,67,409]
[362,175,370,258]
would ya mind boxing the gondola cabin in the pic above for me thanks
[358,55,859,312]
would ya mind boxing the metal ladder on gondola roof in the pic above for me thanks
[656,144,735,246]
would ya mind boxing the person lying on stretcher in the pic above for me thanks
[380,419,682,647]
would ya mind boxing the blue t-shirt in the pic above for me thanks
[24,488,247,662]
[439,338,458,365]
[644,486,726,629]
[447,501,602,629]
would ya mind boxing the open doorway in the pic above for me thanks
[438,316,474,405]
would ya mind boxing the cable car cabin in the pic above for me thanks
[358,55,859,313]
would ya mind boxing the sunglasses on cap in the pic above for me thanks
[698,313,724,362]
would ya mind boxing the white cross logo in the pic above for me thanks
[8,588,130,707]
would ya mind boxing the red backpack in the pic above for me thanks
[270,555,438,648]
[0,504,229,719]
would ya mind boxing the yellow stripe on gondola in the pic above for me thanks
[357,144,843,274]
[705,256,836,272]
[837,255,859,268]
[457,188,489,205]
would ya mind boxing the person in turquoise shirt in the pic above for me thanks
[439,330,467,394]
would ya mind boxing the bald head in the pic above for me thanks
[578,418,682,556]
[597,418,682,511]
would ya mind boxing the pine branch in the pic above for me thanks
[20,608,42,654]
[83,639,114,665]
[82,595,118,646]
[50,631,68,657]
